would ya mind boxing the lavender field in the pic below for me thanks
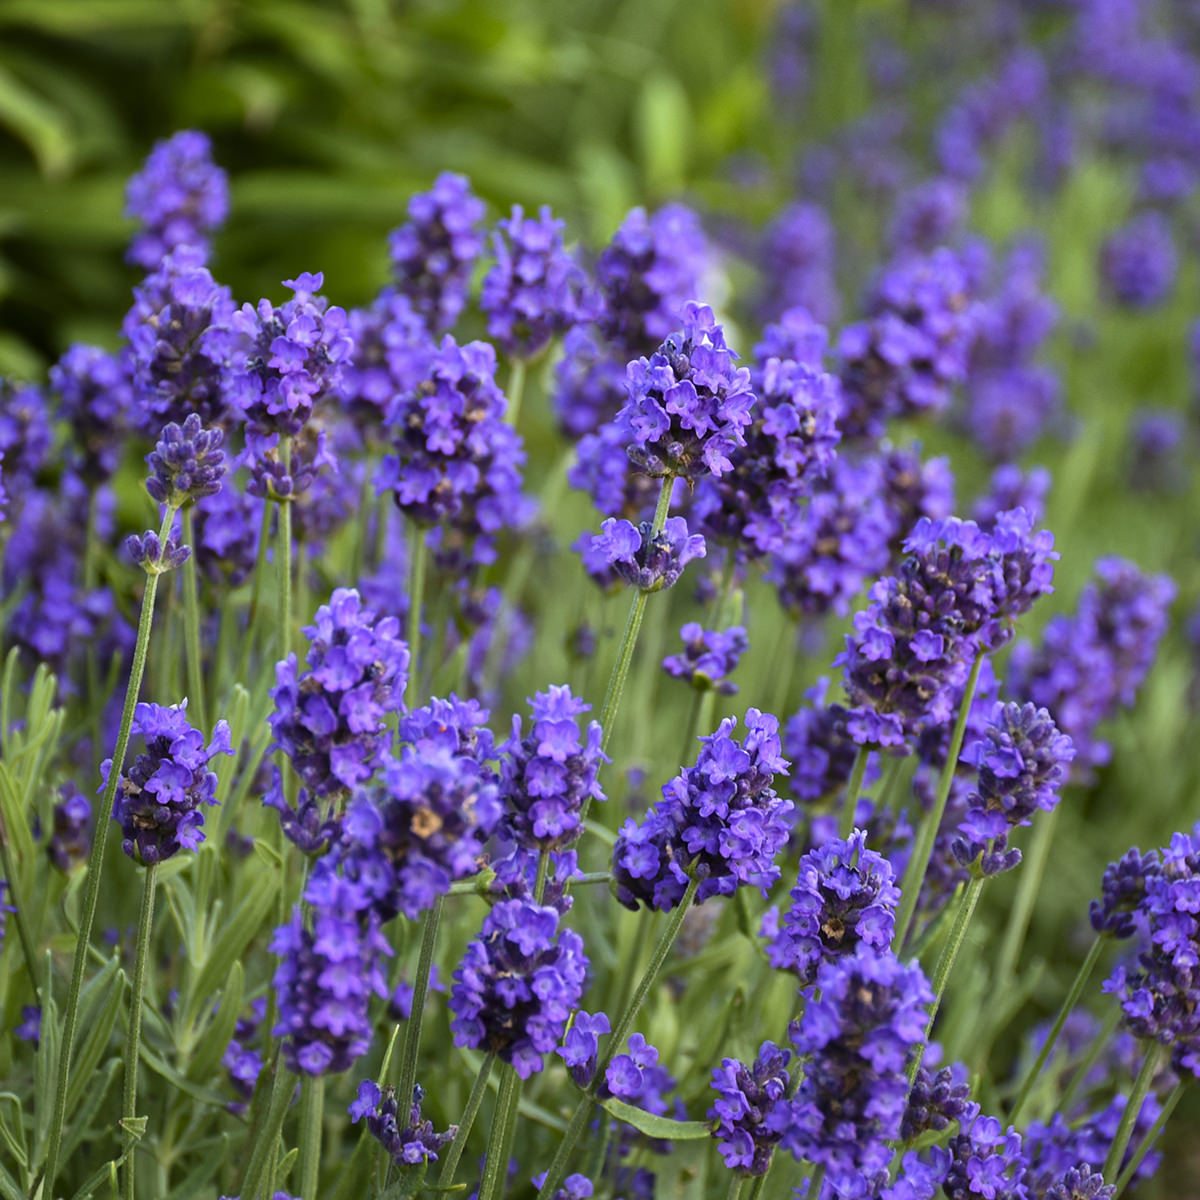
[0,2,1198,1198]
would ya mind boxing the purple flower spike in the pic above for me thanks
[126,527,191,574]
[499,685,607,852]
[557,1010,611,1087]
[270,906,390,1075]
[1101,212,1177,310]
[348,1081,456,1166]
[103,701,233,865]
[617,302,756,482]
[125,130,229,269]
[268,588,409,801]
[953,702,1074,877]
[50,345,134,484]
[708,1041,791,1176]
[765,829,900,983]
[580,515,706,594]
[759,202,838,324]
[124,246,236,432]
[145,413,226,509]
[388,172,486,332]
[448,898,588,1078]
[943,1107,1029,1200]
[612,709,792,911]
[596,203,710,356]
[481,204,593,357]
[662,624,749,695]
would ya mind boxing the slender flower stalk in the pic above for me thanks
[277,437,294,659]
[595,477,672,758]
[407,523,426,704]
[435,1052,496,1188]
[479,1067,521,1200]
[993,805,1060,984]
[122,863,159,1200]
[180,507,206,731]
[838,744,871,839]
[506,358,527,429]
[535,875,700,1199]
[893,655,983,951]
[393,894,443,1120]
[1115,1080,1186,1197]
[297,1074,325,1200]
[1103,1046,1162,1184]
[39,503,176,1200]
[1008,933,1105,1123]
[0,825,39,1004]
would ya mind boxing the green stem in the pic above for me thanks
[394,894,444,1113]
[237,500,276,685]
[406,524,427,705]
[679,688,707,768]
[239,1056,294,1200]
[478,1067,521,1200]
[724,1173,746,1200]
[1008,934,1105,1123]
[435,1052,496,1188]
[1103,1046,1162,1184]
[908,874,985,1089]
[122,863,160,1200]
[594,479,672,761]
[1114,1079,1185,1197]
[993,806,1059,985]
[180,508,207,733]
[505,358,528,429]
[38,505,175,1200]
[297,1074,325,1200]
[893,655,984,952]
[1059,1005,1121,1115]
[838,745,870,840]
[536,876,700,1199]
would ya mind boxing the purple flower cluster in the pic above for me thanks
[0,379,51,489]
[902,1062,973,1142]
[783,680,876,804]
[765,830,900,982]
[125,130,229,269]
[268,588,409,800]
[553,326,627,439]
[145,413,226,509]
[1100,212,1177,309]
[838,512,1057,747]
[47,784,92,871]
[759,203,839,323]
[837,247,974,442]
[123,247,236,432]
[1091,848,1159,939]
[499,685,606,852]
[49,345,133,483]
[943,1109,1029,1200]
[973,465,1051,532]
[270,906,390,1075]
[888,178,968,255]
[617,302,755,481]
[612,709,792,910]
[481,205,592,357]
[1103,832,1200,1075]
[126,524,191,574]
[348,1081,456,1166]
[376,336,532,569]
[596,203,710,355]
[103,701,233,865]
[388,172,486,332]
[222,271,354,455]
[557,1009,610,1087]
[306,698,502,920]
[766,456,893,619]
[1010,558,1175,774]
[768,947,932,1190]
[662,624,748,695]
[693,328,842,557]
[222,997,266,1114]
[341,290,435,429]
[708,1041,791,1175]
[601,1032,679,1118]
[448,897,587,1078]
[579,516,706,594]
[952,702,1074,876]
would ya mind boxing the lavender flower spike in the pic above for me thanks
[617,302,756,481]
[145,413,226,509]
[102,700,233,865]
[579,516,706,593]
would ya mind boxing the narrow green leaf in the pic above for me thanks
[0,1098,26,1171]
[188,867,278,1023]
[31,990,60,1164]
[0,1160,23,1200]
[165,1133,231,1200]
[0,764,34,870]
[66,962,126,1114]
[138,1044,237,1113]
[185,959,243,1084]
[596,1096,712,1141]
[59,1058,121,1164]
